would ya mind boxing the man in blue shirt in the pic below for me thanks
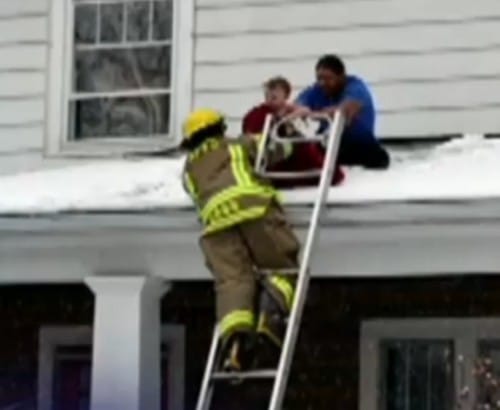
[295,54,390,169]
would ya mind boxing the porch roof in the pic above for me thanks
[1,136,500,284]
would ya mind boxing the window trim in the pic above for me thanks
[37,324,185,410]
[45,0,194,157]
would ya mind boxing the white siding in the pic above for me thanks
[194,0,500,137]
[1,0,500,174]
[0,0,47,155]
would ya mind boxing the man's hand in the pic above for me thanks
[285,100,362,125]
[320,106,337,116]
[287,105,313,118]
[319,100,362,124]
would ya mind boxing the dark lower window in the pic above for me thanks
[52,344,170,410]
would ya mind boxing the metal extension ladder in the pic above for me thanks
[195,110,346,410]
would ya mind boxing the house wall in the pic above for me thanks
[0,0,48,161]
[2,0,500,175]
[194,0,500,137]
[2,277,500,410]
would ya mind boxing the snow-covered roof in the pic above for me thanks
[0,136,499,215]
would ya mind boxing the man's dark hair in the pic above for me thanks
[315,54,346,75]
[264,76,291,97]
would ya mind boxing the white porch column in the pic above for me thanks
[85,276,169,410]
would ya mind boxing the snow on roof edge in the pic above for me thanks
[0,136,499,216]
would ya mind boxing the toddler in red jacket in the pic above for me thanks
[242,76,345,188]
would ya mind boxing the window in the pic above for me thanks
[38,325,185,410]
[46,0,194,156]
[51,345,171,410]
[360,319,500,410]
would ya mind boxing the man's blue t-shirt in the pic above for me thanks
[295,75,376,142]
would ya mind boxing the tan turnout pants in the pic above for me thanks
[200,202,300,337]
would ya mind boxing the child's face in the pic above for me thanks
[265,87,288,110]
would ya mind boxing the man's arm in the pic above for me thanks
[324,79,372,123]
[181,165,198,204]
[320,100,362,125]
[295,86,313,107]
[337,82,367,123]
[182,169,206,225]
[292,86,346,119]
[298,80,367,123]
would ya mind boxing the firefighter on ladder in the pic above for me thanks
[180,108,301,372]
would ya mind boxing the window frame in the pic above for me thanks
[37,324,185,410]
[45,0,194,157]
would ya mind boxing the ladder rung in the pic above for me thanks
[271,135,325,143]
[212,369,277,381]
[257,170,322,179]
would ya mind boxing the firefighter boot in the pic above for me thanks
[255,286,289,368]
[218,330,256,374]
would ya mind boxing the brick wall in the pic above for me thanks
[0,276,500,409]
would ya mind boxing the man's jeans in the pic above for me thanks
[337,130,390,169]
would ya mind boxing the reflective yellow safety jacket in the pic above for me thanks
[182,134,292,235]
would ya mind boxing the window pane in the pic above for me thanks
[71,94,170,139]
[75,46,171,92]
[380,340,454,410]
[153,1,172,40]
[127,1,150,41]
[383,341,407,410]
[53,345,91,410]
[428,343,454,410]
[99,3,124,43]
[74,4,97,44]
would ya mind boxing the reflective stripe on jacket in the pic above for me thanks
[182,135,291,234]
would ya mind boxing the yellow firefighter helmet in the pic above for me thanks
[182,108,225,142]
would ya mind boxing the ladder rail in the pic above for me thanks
[268,110,346,410]
[254,113,273,173]
[259,170,323,179]
[195,326,220,410]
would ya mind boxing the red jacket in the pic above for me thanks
[242,103,345,188]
